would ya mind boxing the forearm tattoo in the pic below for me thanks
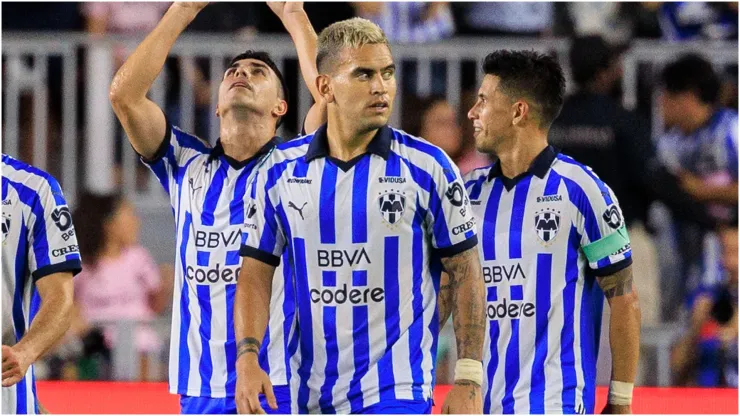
[236,337,261,360]
[597,267,634,299]
[441,247,486,361]
[437,273,453,327]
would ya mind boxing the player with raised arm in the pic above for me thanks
[2,155,82,414]
[108,2,323,414]
[234,17,486,415]
[464,50,641,414]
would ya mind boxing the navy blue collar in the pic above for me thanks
[305,124,393,163]
[208,136,283,169]
[488,145,558,188]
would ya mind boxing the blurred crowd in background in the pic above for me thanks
[2,2,738,389]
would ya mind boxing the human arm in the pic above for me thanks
[670,294,713,385]
[267,1,326,133]
[234,257,278,414]
[597,266,641,414]
[3,272,74,387]
[109,2,208,159]
[678,172,738,205]
[440,247,486,414]
[437,272,453,328]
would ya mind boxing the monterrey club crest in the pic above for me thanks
[534,208,560,243]
[378,190,406,225]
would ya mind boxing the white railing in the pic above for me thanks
[2,33,737,209]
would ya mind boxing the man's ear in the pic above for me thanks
[272,99,288,119]
[316,74,335,104]
[215,105,221,118]
[511,100,529,126]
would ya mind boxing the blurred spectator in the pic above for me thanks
[657,54,738,317]
[671,225,738,387]
[566,3,634,44]
[82,2,170,36]
[72,192,171,381]
[351,2,455,44]
[550,36,720,325]
[402,95,490,174]
[455,2,553,36]
[658,2,738,41]
[187,2,261,37]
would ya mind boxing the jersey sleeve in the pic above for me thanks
[239,167,286,267]
[725,115,738,179]
[139,119,211,196]
[27,174,82,281]
[426,156,478,257]
[574,173,632,276]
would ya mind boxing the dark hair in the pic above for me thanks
[73,192,123,267]
[661,53,720,105]
[229,50,290,127]
[402,94,449,137]
[570,35,616,88]
[482,50,565,128]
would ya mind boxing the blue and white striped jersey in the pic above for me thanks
[240,124,478,413]
[141,124,295,398]
[2,154,82,414]
[658,108,738,288]
[463,146,632,414]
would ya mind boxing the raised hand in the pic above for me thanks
[267,2,304,22]
[171,2,209,13]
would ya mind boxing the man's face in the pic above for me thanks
[660,90,694,131]
[421,101,462,158]
[216,58,286,121]
[323,44,396,133]
[467,75,516,154]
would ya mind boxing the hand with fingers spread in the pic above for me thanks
[2,345,31,387]
[235,338,277,414]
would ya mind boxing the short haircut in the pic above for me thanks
[661,53,720,105]
[229,50,289,126]
[482,50,566,129]
[569,35,616,88]
[316,18,390,73]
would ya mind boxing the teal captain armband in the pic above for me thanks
[582,225,630,263]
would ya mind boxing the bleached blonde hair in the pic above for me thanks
[316,18,390,73]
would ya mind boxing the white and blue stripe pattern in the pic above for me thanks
[658,108,738,288]
[370,2,455,44]
[463,146,631,414]
[2,154,82,414]
[241,124,477,413]
[141,124,294,398]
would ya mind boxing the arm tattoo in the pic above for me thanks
[441,247,486,361]
[437,273,453,328]
[236,337,261,361]
[596,267,634,299]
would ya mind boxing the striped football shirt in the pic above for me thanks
[463,146,632,414]
[240,124,478,413]
[2,154,82,414]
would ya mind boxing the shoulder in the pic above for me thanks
[389,127,458,180]
[2,155,63,202]
[463,165,493,186]
[552,153,614,202]
[170,125,212,153]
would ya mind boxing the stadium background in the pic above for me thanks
[2,1,738,413]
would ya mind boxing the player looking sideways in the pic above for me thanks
[108,2,324,413]
[463,50,641,414]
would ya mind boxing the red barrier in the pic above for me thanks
[36,381,737,414]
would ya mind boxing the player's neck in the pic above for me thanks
[219,112,275,162]
[325,115,377,162]
[495,131,548,179]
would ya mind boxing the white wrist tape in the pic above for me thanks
[454,359,483,386]
[608,381,633,405]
